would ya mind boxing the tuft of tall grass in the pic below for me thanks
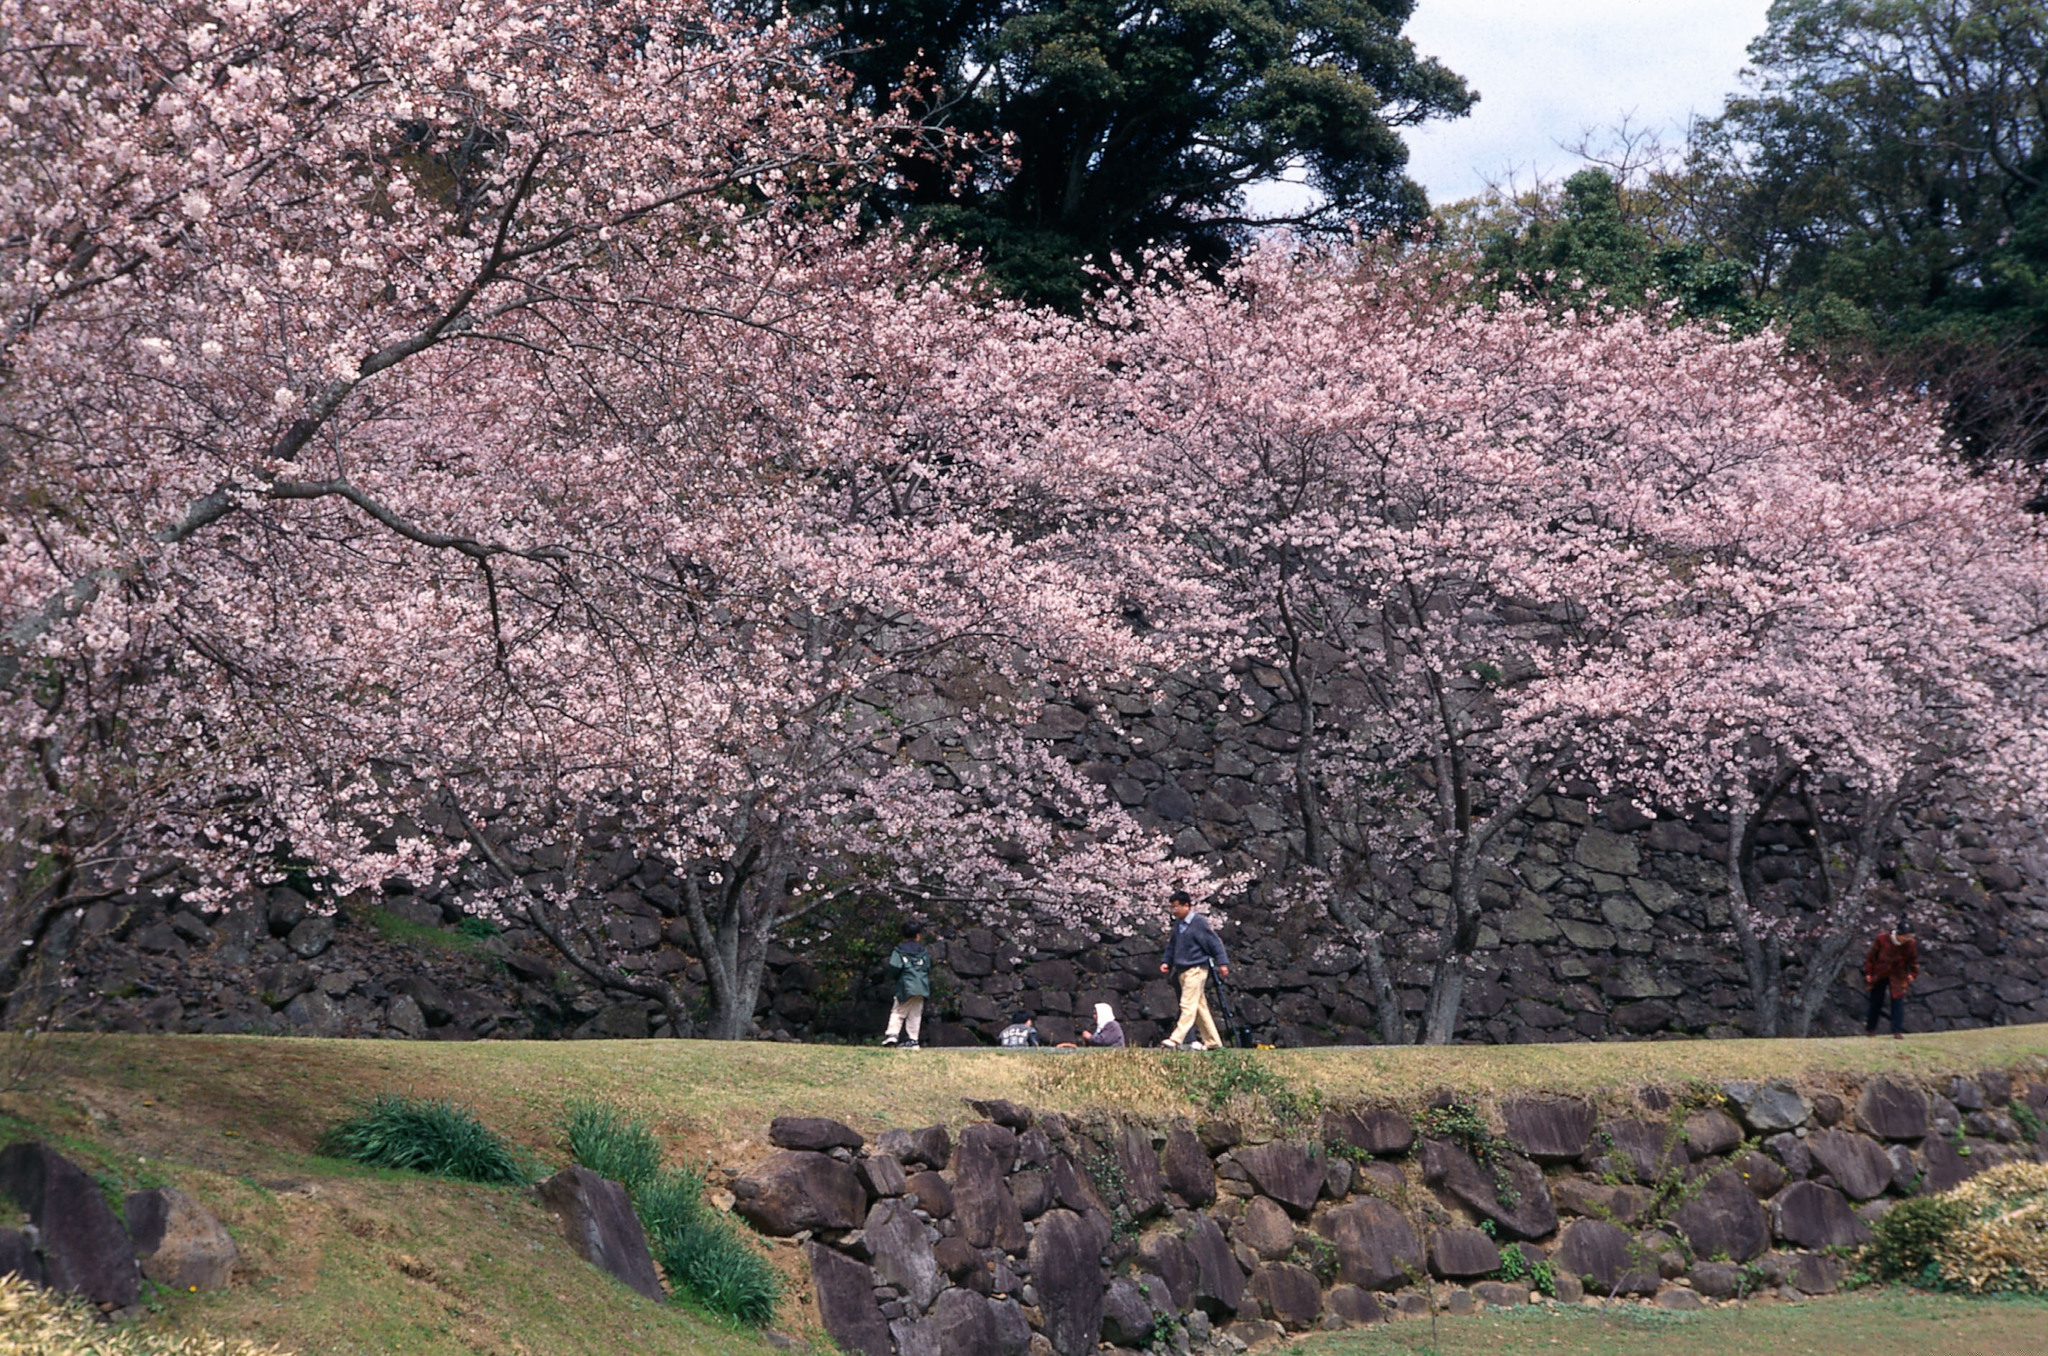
[565,1098,663,1190]
[654,1212,782,1327]
[564,1098,780,1324]
[319,1095,532,1185]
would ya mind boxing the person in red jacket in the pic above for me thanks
[1864,920,1920,1040]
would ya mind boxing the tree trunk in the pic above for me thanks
[685,842,788,1041]
[1327,883,1411,1044]
[1725,795,1784,1037]
[1418,962,1464,1046]
[1787,791,1895,1038]
[1417,783,1545,1046]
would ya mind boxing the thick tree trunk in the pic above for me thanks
[1787,792,1895,1038]
[1417,784,1545,1046]
[1725,796,1785,1038]
[685,842,789,1041]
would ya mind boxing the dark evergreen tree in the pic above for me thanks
[807,0,1472,307]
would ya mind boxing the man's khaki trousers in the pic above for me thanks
[1167,967,1224,1047]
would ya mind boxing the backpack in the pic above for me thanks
[892,943,933,998]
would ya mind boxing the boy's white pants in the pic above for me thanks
[886,996,924,1041]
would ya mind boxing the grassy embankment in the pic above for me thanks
[5,1027,2048,1355]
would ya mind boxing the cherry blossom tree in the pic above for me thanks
[1031,245,2048,1044]
[0,0,892,1006]
[0,0,1205,1034]
[1626,422,2048,1036]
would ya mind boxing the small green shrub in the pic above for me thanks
[457,916,502,939]
[1496,1241,1557,1296]
[633,1165,707,1243]
[655,1212,782,1327]
[566,1098,779,1325]
[1864,1196,1968,1283]
[565,1099,663,1190]
[2013,1100,2045,1143]
[319,1095,531,1184]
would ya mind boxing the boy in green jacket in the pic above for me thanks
[881,920,932,1049]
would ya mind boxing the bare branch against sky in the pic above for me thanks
[1246,0,1771,215]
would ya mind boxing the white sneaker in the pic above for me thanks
[1159,1038,1182,1049]
[1186,1040,1205,1051]
[881,1035,899,1047]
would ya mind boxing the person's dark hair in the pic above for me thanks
[1896,917,1914,935]
[1169,888,1192,906]
[1011,1010,1030,1024]
[902,919,923,939]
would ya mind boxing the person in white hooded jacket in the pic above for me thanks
[1079,1002,1125,1048]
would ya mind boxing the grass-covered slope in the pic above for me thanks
[5,1027,2048,1354]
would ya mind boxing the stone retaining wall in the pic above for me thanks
[46,670,2048,1045]
[739,1069,2048,1355]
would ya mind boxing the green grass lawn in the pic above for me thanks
[1308,1290,2048,1356]
[2,1026,2046,1354]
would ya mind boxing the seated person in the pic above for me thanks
[998,1011,1046,1047]
[1060,1002,1126,1048]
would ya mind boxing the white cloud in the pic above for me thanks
[1401,0,1773,202]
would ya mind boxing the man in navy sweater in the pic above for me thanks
[1158,888,1229,1049]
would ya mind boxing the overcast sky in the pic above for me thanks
[1403,0,1774,201]
[1250,0,1775,213]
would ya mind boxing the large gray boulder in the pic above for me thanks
[1138,1232,1198,1311]
[1113,1123,1167,1221]
[731,1151,867,1236]
[1236,1195,1296,1260]
[1248,1262,1321,1331]
[1047,1153,1109,1218]
[806,1241,892,1356]
[1028,1209,1108,1356]
[953,1124,1027,1253]
[1233,1141,1325,1216]
[1315,1197,1422,1290]
[1100,1276,1158,1346]
[1805,1129,1893,1201]
[1428,1227,1500,1279]
[1010,1169,1050,1220]
[1552,1178,1654,1225]
[896,1287,1026,1356]
[1918,1135,1985,1195]
[1161,1128,1217,1206]
[1770,1182,1870,1250]
[1858,1079,1931,1140]
[770,1117,864,1152]
[125,1187,237,1291]
[0,1142,138,1309]
[1419,1139,1557,1240]
[1552,1219,1657,1296]
[1323,1285,1385,1327]
[536,1166,664,1302]
[1323,1108,1415,1158]
[966,1099,1035,1131]
[1501,1098,1596,1162]
[1183,1213,1244,1316]
[1682,1110,1744,1160]
[857,1153,908,1199]
[1668,1170,1769,1264]
[905,1170,954,1219]
[878,1125,952,1171]
[861,1198,944,1309]
[1602,1119,1685,1183]
[1723,1082,1811,1134]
